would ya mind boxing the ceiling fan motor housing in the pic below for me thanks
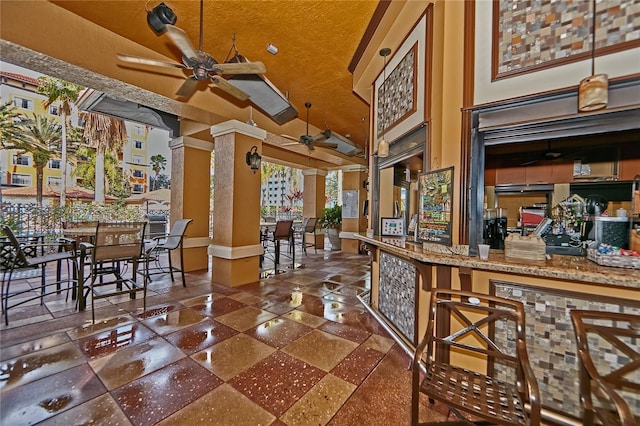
[147,2,177,34]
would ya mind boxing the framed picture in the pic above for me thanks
[381,217,405,236]
[418,166,454,246]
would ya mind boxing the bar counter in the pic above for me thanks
[356,234,640,289]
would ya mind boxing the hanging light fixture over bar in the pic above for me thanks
[377,48,391,158]
[578,0,608,112]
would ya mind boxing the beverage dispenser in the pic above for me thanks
[483,208,508,249]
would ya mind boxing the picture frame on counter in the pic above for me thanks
[381,217,405,236]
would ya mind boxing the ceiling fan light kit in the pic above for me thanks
[146,2,177,34]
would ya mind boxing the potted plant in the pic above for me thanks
[320,204,342,250]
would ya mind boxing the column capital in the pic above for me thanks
[210,119,267,141]
[169,136,213,152]
[302,169,328,177]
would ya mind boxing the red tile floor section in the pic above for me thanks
[0,244,451,425]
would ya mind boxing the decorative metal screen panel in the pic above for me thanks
[379,252,416,343]
[493,281,640,419]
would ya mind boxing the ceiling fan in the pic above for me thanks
[520,141,564,166]
[282,102,338,151]
[117,0,265,100]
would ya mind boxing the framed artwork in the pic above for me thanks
[381,217,405,236]
[418,166,454,246]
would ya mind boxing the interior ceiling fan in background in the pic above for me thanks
[520,140,564,166]
[117,0,265,100]
[282,102,338,151]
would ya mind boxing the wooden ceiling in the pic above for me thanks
[49,0,380,162]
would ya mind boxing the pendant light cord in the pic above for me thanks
[591,0,596,76]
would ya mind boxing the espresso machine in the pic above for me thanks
[581,194,608,242]
[483,208,508,249]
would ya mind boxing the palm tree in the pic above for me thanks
[0,102,24,203]
[150,154,167,190]
[36,76,83,206]
[5,114,62,206]
[80,112,127,204]
[74,146,130,198]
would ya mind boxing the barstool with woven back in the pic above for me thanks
[411,289,541,425]
[570,310,640,426]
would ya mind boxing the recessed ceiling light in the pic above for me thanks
[266,43,278,55]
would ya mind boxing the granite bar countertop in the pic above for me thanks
[356,234,640,290]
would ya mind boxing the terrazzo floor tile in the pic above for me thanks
[331,345,385,386]
[282,309,328,328]
[280,373,356,426]
[191,333,276,381]
[156,383,275,426]
[141,307,209,335]
[282,329,358,372]
[318,319,372,344]
[37,393,132,426]
[246,317,313,349]
[361,333,395,353]
[228,291,264,305]
[111,357,222,425]
[229,351,326,417]
[0,332,70,362]
[164,317,238,355]
[74,322,156,360]
[186,295,247,318]
[89,336,186,390]
[255,299,297,315]
[0,364,106,425]
[0,341,85,391]
[215,305,278,332]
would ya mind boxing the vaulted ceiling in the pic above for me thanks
[10,0,382,168]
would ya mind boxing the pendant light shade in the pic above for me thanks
[377,138,389,157]
[578,0,608,112]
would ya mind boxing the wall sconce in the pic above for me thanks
[246,146,261,173]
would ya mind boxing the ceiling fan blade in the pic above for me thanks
[211,76,250,100]
[311,132,326,143]
[117,53,186,69]
[314,141,339,149]
[281,135,300,143]
[165,25,199,63]
[175,77,200,98]
[216,61,266,75]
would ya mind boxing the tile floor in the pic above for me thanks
[0,243,449,425]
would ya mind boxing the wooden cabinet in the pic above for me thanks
[490,162,576,185]
[620,158,640,181]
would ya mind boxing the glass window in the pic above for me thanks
[132,184,144,193]
[49,104,59,115]
[132,169,144,178]
[132,155,144,165]
[12,97,34,110]
[134,140,144,149]
[48,159,61,169]
[47,177,62,185]
[11,174,32,186]
[12,155,30,166]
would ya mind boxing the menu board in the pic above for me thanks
[342,190,359,219]
[418,166,454,246]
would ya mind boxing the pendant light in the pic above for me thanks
[578,0,608,112]
[377,48,391,158]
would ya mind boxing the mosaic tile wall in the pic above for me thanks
[494,282,640,419]
[379,252,416,343]
[496,0,640,76]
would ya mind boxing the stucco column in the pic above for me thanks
[302,169,327,250]
[209,120,266,287]
[169,136,213,272]
[339,165,368,253]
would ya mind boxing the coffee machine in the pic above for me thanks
[483,208,508,249]
[581,194,608,242]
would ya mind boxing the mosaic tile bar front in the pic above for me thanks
[379,252,416,343]
[493,281,640,419]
